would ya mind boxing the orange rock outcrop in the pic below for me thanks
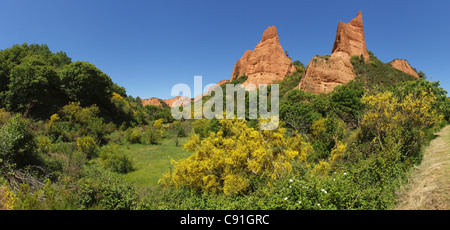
[230,26,296,86]
[391,59,419,78]
[141,96,191,108]
[298,11,369,94]
[141,97,165,107]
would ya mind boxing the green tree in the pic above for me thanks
[5,56,65,118]
[60,61,114,108]
[293,60,305,73]
[0,55,10,108]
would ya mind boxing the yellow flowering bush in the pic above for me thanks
[362,91,441,140]
[0,108,10,125]
[361,90,442,162]
[159,118,313,195]
[111,92,135,119]
[0,184,16,210]
[153,118,165,138]
[76,136,98,159]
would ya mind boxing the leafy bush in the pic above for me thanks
[1,183,16,210]
[330,80,365,126]
[76,167,137,209]
[140,126,161,145]
[14,180,74,210]
[309,117,346,162]
[0,108,11,126]
[76,136,98,159]
[351,53,417,90]
[99,144,134,174]
[360,90,442,164]
[280,89,322,133]
[125,127,141,144]
[159,118,313,195]
[192,119,211,139]
[0,114,38,168]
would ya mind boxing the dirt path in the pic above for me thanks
[395,125,450,210]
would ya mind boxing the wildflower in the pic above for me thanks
[284,197,288,201]
[289,179,293,183]
[289,186,292,188]
[321,189,327,194]
[317,203,321,207]
[333,178,336,182]
[298,201,302,204]
[343,172,347,175]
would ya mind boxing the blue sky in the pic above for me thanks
[1,0,449,99]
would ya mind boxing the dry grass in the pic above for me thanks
[395,125,450,210]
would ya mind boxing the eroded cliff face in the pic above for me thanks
[298,53,356,94]
[231,26,296,86]
[332,11,370,60]
[141,97,165,107]
[141,96,191,108]
[299,11,369,94]
[391,59,419,78]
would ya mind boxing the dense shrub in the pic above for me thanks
[0,114,38,168]
[0,183,16,210]
[330,80,365,126]
[99,144,134,174]
[159,118,313,195]
[76,136,98,159]
[360,90,442,164]
[76,167,137,209]
[14,180,74,210]
[351,53,417,90]
[309,116,346,162]
[140,126,161,145]
[280,89,322,133]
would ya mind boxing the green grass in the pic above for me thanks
[120,137,192,189]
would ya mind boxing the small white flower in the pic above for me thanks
[317,203,321,207]
[289,179,293,183]
[298,201,302,204]
[284,197,288,200]
[289,185,292,188]
[344,172,347,175]
[333,178,336,182]
[321,189,327,194]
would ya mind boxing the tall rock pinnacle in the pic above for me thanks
[332,10,370,59]
[230,26,296,86]
[298,11,369,94]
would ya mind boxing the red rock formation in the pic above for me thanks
[391,59,419,78]
[298,11,369,94]
[141,97,165,107]
[163,96,191,108]
[141,96,191,108]
[230,26,296,86]
[332,11,369,60]
[193,79,230,102]
[298,53,356,94]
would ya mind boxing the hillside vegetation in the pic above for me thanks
[1,44,449,210]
